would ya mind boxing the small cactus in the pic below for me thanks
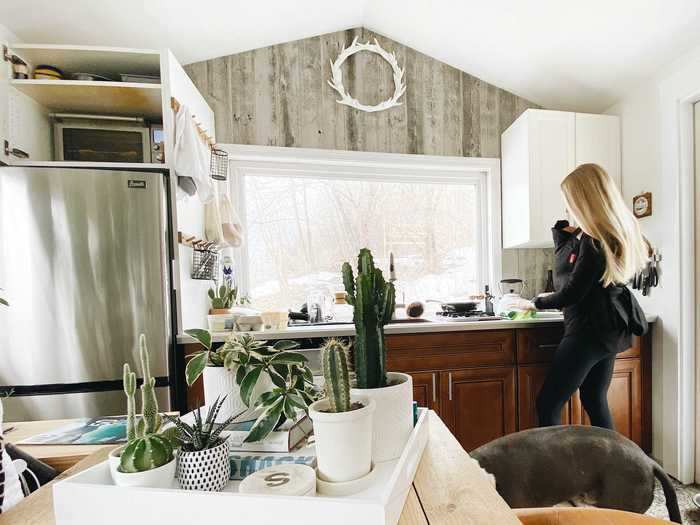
[321,339,352,413]
[119,334,173,474]
[123,364,137,442]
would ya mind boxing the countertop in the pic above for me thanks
[177,313,658,344]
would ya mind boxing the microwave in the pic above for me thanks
[52,114,165,163]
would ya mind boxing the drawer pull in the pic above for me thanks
[431,373,437,403]
[448,372,453,401]
[537,344,559,351]
[4,140,29,159]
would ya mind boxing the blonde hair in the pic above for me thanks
[561,163,648,287]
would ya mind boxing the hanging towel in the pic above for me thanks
[173,104,213,203]
[219,193,244,247]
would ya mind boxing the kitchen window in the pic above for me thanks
[229,147,501,312]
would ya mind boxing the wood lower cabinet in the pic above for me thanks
[518,364,574,430]
[385,326,651,454]
[572,358,641,444]
[407,371,439,413]
[439,367,517,452]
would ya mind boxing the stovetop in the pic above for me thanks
[435,310,503,321]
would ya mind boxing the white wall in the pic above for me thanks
[0,21,19,43]
[604,42,700,483]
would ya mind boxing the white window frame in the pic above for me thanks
[220,144,502,302]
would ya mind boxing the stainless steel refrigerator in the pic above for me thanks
[0,167,173,422]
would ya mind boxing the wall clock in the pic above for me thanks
[327,37,406,113]
[633,192,652,218]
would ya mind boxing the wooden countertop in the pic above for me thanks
[5,420,118,473]
[0,411,520,525]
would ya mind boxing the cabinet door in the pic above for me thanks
[573,359,641,446]
[518,364,574,430]
[440,368,516,452]
[407,371,439,413]
[575,113,621,187]
[529,110,576,244]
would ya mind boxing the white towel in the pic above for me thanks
[173,105,214,203]
[0,400,24,513]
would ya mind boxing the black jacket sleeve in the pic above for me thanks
[534,236,605,310]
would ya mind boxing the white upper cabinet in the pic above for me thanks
[501,109,620,248]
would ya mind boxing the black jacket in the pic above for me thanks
[534,221,647,353]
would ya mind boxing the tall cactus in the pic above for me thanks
[123,364,137,442]
[342,248,396,389]
[321,339,351,412]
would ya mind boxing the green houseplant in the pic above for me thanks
[309,339,375,483]
[343,248,414,462]
[164,397,239,491]
[109,334,177,488]
[185,330,320,441]
[208,282,249,314]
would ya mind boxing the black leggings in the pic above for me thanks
[536,335,616,429]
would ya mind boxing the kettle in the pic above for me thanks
[496,278,529,314]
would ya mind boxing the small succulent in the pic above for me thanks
[164,396,241,452]
[0,288,8,307]
[208,282,248,310]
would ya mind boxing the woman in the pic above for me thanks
[534,163,648,429]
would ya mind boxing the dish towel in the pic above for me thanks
[172,104,213,203]
[0,400,24,514]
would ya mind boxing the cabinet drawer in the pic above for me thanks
[516,326,565,364]
[387,330,516,372]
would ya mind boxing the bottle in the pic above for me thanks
[544,268,554,293]
[484,285,495,316]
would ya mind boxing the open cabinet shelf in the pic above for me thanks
[9,160,169,170]
[10,44,161,78]
[11,79,163,119]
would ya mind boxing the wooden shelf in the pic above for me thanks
[11,79,163,119]
[10,44,161,77]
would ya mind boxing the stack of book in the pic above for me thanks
[222,414,316,480]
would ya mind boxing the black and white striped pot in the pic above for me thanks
[177,438,230,492]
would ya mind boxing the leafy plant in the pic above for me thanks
[119,334,175,473]
[184,329,321,443]
[0,288,7,307]
[321,339,352,413]
[208,282,249,309]
[163,396,241,452]
[342,248,396,388]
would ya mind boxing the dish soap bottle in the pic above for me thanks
[544,267,554,293]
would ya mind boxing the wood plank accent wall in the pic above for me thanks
[184,26,552,293]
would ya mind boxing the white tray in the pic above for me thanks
[53,408,430,525]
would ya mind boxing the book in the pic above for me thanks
[229,448,317,480]
[17,417,127,445]
[222,414,313,452]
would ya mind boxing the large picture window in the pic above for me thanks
[229,148,499,312]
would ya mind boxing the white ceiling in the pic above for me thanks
[3,0,700,111]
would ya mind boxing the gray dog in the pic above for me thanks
[470,425,681,523]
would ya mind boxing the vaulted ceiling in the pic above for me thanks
[2,0,700,112]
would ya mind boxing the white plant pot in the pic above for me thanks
[308,396,375,483]
[107,446,125,483]
[350,372,413,462]
[110,455,176,488]
[177,438,231,492]
[202,367,273,422]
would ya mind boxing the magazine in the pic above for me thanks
[17,416,127,445]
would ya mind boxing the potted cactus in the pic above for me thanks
[308,339,375,484]
[109,335,177,488]
[164,397,239,492]
[208,281,248,314]
[342,248,413,462]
